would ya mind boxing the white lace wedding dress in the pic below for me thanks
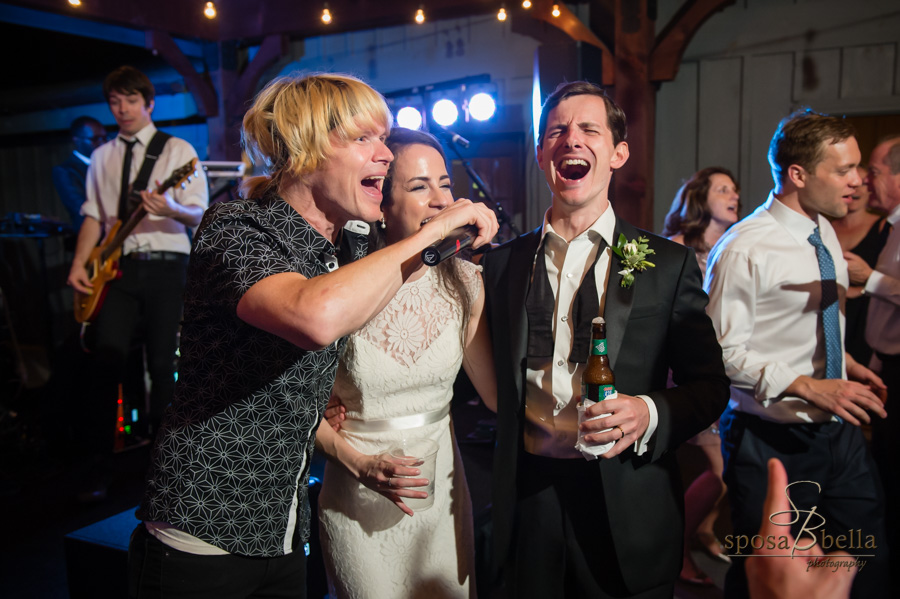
[318,261,479,599]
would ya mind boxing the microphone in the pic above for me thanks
[440,128,470,149]
[421,225,477,266]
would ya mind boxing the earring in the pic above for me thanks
[379,215,386,229]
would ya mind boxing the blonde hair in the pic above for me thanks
[241,73,392,199]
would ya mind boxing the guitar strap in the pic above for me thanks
[119,131,172,220]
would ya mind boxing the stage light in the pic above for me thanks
[552,4,560,17]
[432,99,459,127]
[321,3,332,24]
[497,6,507,21]
[468,93,496,121]
[68,0,82,6]
[522,0,531,8]
[415,6,425,24]
[396,106,424,130]
[203,2,216,19]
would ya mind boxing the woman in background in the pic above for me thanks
[662,166,741,585]
[316,128,496,599]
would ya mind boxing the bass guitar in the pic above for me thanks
[73,158,199,323]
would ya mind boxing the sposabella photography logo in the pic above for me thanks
[724,479,875,573]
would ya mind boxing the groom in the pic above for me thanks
[482,81,730,598]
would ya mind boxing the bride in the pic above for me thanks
[315,128,497,598]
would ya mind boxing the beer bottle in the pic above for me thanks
[582,317,616,402]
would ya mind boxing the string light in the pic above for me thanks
[497,5,507,21]
[321,3,332,24]
[203,1,216,19]
[522,0,531,8]
[415,6,425,24]
[551,3,560,17]
[68,0,82,6]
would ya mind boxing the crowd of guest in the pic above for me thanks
[44,63,900,599]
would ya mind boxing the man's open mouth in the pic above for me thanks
[361,176,384,192]
[557,159,590,181]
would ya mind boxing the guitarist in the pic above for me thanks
[66,66,208,496]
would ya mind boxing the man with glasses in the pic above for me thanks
[52,116,107,229]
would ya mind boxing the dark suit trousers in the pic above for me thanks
[509,452,674,599]
[720,408,889,599]
[871,352,899,596]
[84,256,187,452]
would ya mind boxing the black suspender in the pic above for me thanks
[118,131,172,220]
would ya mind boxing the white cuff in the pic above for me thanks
[634,395,657,456]
[864,270,884,296]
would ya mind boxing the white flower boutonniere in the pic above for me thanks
[610,233,655,288]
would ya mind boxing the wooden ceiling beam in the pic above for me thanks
[525,0,614,85]
[650,0,736,82]
[6,0,217,42]
[146,30,219,117]
[0,2,205,56]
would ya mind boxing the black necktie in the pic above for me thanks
[525,235,607,363]
[118,139,137,220]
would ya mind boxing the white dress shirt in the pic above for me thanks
[524,205,657,457]
[864,205,900,356]
[81,123,208,255]
[705,193,847,424]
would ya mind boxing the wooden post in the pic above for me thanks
[207,35,289,161]
[612,0,655,230]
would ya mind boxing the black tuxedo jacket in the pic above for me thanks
[482,217,730,593]
[52,153,89,229]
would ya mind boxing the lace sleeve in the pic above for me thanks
[456,259,483,305]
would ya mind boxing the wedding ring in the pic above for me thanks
[388,477,394,487]
[615,425,625,440]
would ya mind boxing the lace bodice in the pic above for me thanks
[332,262,481,423]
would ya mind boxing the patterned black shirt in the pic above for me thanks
[138,195,363,557]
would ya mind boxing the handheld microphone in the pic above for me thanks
[421,225,477,266]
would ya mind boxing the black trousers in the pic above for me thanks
[128,524,307,599]
[509,452,674,599]
[871,352,899,596]
[720,408,890,599]
[83,255,187,453]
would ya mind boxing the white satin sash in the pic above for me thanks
[339,404,451,433]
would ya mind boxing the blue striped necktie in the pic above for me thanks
[808,226,842,380]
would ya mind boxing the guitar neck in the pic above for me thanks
[99,205,149,263]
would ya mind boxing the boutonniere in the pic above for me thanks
[610,234,655,288]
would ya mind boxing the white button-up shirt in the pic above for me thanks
[81,123,208,255]
[864,204,900,356]
[706,194,847,424]
[524,205,657,457]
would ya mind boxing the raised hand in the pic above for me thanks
[746,458,857,599]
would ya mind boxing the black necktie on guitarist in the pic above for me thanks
[64,66,209,501]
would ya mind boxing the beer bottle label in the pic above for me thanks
[591,339,608,356]
[583,383,616,402]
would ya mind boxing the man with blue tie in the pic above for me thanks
[706,109,890,598]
